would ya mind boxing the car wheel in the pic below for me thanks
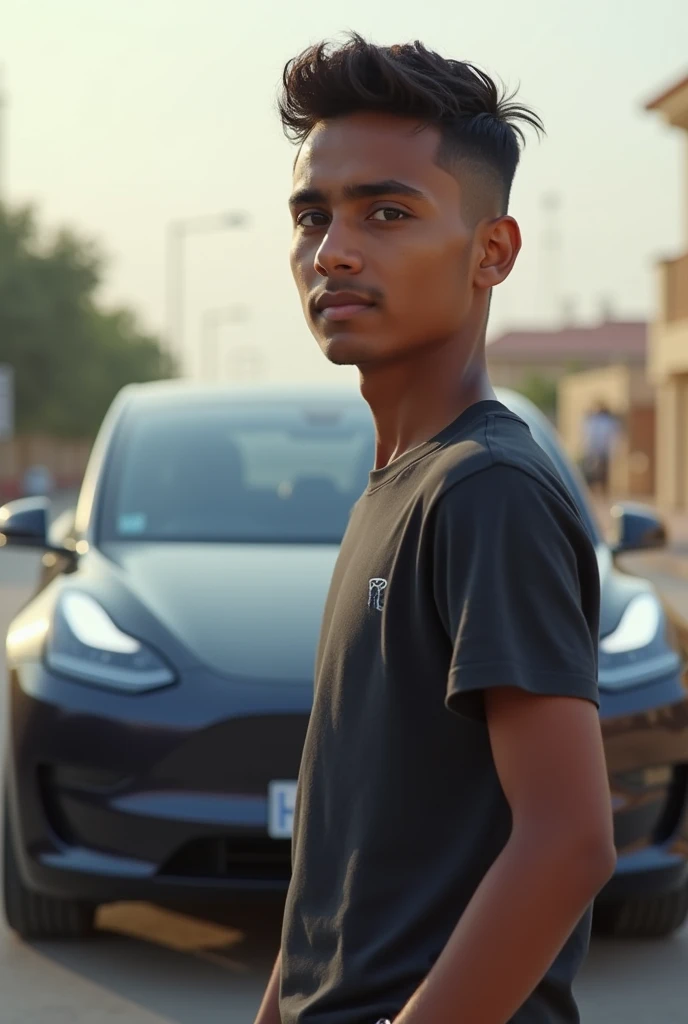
[593,883,688,940]
[3,803,96,940]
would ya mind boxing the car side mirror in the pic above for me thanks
[0,497,51,549]
[610,501,667,556]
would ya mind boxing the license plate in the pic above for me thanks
[267,780,297,839]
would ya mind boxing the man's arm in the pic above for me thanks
[395,688,616,1024]
[253,950,282,1024]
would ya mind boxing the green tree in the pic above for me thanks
[517,373,558,419]
[0,202,176,437]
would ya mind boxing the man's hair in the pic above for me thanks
[279,34,544,216]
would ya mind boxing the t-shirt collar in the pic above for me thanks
[365,399,511,492]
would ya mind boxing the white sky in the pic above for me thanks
[3,0,687,385]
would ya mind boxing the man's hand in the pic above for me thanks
[394,688,616,1024]
[253,951,282,1024]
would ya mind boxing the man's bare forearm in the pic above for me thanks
[395,828,615,1024]
[253,950,282,1024]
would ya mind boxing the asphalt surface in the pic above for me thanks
[0,540,686,1023]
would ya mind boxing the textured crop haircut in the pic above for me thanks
[279,35,544,220]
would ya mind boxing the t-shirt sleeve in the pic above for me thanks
[433,464,600,721]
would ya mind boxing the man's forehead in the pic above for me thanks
[292,115,444,191]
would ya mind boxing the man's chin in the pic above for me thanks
[319,331,384,368]
[320,335,369,366]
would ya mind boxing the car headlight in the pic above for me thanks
[598,592,682,691]
[46,591,175,693]
[600,594,662,654]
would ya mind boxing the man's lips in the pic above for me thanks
[314,291,377,322]
[320,303,375,321]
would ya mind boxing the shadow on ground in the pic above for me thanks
[1,899,284,1024]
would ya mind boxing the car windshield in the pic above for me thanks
[99,392,600,547]
[99,399,375,544]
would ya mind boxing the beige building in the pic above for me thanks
[557,364,656,498]
[646,72,688,511]
[487,321,654,498]
[487,320,646,389]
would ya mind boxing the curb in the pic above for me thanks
[619,550,688,583]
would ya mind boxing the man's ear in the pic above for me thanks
[474,216,522,290]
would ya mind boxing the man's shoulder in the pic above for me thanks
[422,410,587,534]
[425,409,555,493]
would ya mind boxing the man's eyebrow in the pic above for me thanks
[289,186,327,208]
[344,180,427,201]
[288,180,428,207]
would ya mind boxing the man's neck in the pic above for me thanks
[359,343,496,472]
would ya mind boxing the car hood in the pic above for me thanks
[101,542,645,683]
[103,542,339,682]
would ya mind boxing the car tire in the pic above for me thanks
[593,883,688,940]
[3,803,96,940]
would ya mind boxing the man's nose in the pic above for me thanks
[314,220,363,277]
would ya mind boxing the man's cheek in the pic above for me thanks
[289,252,311,296]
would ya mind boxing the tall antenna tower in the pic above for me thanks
[540,192,563,327]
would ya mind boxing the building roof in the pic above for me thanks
[645,71,688,129]
[645,72,688,111]
[487,320,647,364]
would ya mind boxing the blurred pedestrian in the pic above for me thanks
[581,401,621,497]
[254,34,615,1024]
[21,464,54,498]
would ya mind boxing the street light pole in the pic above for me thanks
[164,210,247,372]
[201,304,249,381]
[165,220,185,367]
[226,343,265,383]
[0,65,7,203]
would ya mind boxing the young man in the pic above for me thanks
[254,35,615,1024]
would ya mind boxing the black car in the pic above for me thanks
[2,383,688,940]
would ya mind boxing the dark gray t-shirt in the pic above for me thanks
[280,400,601,1024]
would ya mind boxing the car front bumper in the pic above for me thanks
[6,658,310,904]
[597,671,688,904]
[7,659,688,907]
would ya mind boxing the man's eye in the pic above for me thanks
[369,208,409,222]
[297,211,329,228]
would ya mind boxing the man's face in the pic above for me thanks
[289,113,484,368]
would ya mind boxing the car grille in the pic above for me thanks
[153,714,310,795]
[611,764,688,851]
[158,836,292,883]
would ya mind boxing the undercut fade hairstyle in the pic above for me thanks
[279,34,544,216]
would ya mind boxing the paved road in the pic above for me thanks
[0,545,685,1023]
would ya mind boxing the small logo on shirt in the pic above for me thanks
[368,577,388,612]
